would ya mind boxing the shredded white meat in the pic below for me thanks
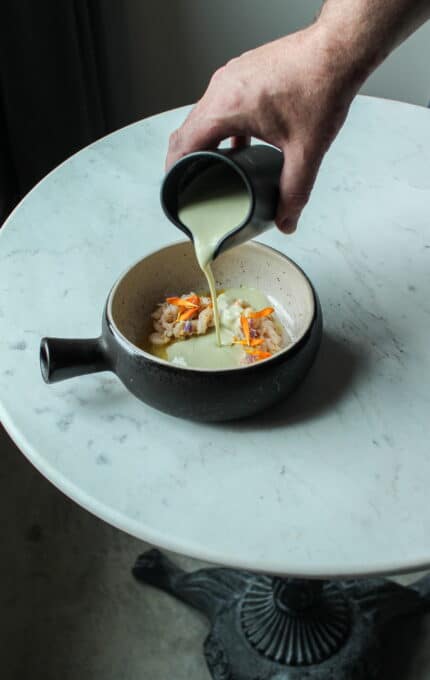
[149,293,214,346]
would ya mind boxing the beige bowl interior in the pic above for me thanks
[109,240,315,358]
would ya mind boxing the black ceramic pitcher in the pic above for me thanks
[161,144,284,259]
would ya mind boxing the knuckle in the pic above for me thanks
[225,56,240,70]
[206,116,224,137]
[225,86,245,113]
[209,66,225,86]
[193,113,224,141]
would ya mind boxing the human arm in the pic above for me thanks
[166,0,430,232]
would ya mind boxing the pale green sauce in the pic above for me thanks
[167,328,242,370]
[178,163,250,346]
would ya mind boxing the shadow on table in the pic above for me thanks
[224,331,366,431]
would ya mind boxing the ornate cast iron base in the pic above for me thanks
[132,549,430,680]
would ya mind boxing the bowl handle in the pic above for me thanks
[40,336,109,384]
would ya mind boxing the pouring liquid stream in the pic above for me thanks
[178,163,250,346]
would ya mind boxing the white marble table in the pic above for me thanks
[0,96,429,579]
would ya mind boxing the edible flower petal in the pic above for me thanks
[167,294,206,323]
[245,349,272,361]
[233,337,264,347]
[166,295,200,309]
[187,295,200,307]
[248,307,275,319]
[240,314,251,346]
[179,307,199,321]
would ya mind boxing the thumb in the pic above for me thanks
[276,144,322,234]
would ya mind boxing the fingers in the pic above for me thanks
[276,144,322,234]
[231,135,251,149]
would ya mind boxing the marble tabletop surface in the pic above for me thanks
[0,96,429,578]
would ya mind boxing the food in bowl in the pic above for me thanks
[147,288,286,370]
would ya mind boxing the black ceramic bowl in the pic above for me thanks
[40,241,322,421]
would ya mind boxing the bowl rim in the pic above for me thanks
[106,239,317,374]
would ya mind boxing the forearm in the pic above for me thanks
[317,0,430,91]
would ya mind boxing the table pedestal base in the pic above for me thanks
[133,549,430,679]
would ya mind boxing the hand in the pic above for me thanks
[166,24,360,233]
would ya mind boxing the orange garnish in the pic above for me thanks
[248,307,275,319]
[179,307,199,322]
[166,295,203,323]
[166,295,200,309]
[233,337,264,347]
[187,295,200,306]
[240,314,251,346]
[246,349,272,360]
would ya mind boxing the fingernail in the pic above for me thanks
[280,219,297,234]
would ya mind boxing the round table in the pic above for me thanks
[1,95,430,678]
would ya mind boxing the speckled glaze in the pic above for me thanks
[41,241,322,421]
[1,97,430,578]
